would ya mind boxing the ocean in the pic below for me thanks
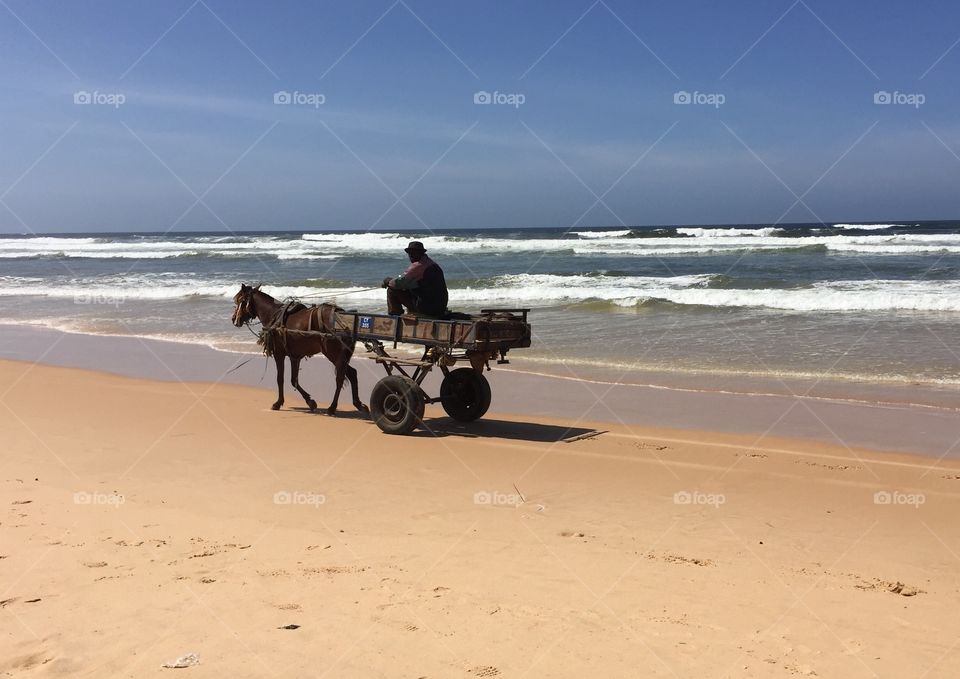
[2,222,960,401]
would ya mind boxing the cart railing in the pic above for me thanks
[330,307,531,352]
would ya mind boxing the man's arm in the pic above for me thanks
[388,261,426,290]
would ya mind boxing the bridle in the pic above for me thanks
[233,287,260,332]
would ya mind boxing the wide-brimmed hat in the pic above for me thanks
[404,240,426,253]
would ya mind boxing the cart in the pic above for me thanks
[331,308,531,434]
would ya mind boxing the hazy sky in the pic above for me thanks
[1,0,959,233]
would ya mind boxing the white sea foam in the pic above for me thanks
[571,229,634,239]
[675,227,784,237]
[2,229,959,259]
[0,273,710,303]
[832,223,909,231]
[603,281,960,312]
[3,272,959,313]
[0,236,298,259]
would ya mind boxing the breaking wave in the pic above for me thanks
[4,272,960,313]
[2,225,957,260]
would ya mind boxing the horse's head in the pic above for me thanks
[231,284,260,327]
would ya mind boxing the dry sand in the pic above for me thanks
[2,360,960,677]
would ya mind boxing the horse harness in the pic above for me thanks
[258,301,348,357]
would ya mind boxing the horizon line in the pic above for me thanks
[0,219,940,237]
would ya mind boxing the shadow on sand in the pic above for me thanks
[291,407,370,420]
[408,417,605,443]
[290,406,605,443]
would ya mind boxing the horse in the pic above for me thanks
[231,284,369,416]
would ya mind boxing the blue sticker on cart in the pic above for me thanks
[359,316,373,330]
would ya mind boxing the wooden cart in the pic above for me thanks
[331,308,531,434]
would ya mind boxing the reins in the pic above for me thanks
[297,286,381,300]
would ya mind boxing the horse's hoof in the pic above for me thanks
[307,400,318,411]
[356,403,370,414]
[326,406,337,416]
[271,402,282,411]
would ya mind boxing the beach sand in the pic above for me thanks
[2,359,960,677]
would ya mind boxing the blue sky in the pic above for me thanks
[1,0,959,233]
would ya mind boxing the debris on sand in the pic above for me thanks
[162,653,199,669]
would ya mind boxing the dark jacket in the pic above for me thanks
[389,254,448,315]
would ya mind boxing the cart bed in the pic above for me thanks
[332,308,531,352]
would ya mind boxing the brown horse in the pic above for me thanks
[231,284,368,415]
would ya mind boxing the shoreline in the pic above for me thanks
[5,316,960,412]
[1,323,959,458]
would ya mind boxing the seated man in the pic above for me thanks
[382,241,449,317]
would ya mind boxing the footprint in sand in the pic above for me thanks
[886,581,923,597]
[470,666,501,677]
[257,568,290,577]
[82,561,108,568]
[794,459,860,471]
[189,549,219,559]
[558,530,585,538]
[633,442,669,451]
[648,552,714,567]
[301,565,367,576]
[851,575,924,597]
[5,651,53,671]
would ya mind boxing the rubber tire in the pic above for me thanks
[440,368,492,422]
[370,375,425,435]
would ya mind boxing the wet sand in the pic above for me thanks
[1,323,958,458]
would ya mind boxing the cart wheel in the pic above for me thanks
[370,375,425,435]
[440,368,491,422]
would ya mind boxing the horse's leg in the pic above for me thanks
[327,356,345,416]
[346,364,368,413]
[272,353,285,410]
[290,356,317,411]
